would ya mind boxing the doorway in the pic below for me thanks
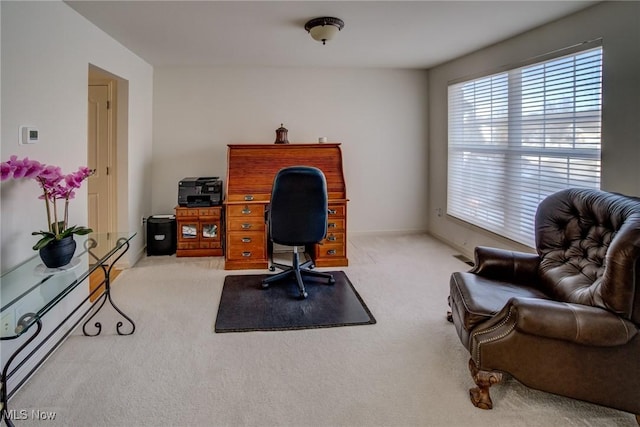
[88,67,119,299]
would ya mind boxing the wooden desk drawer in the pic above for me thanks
[177,242,200,250]
[328,205,346,218]
[227,204,264,218]
[175,207,221,218]
[175,208,199,217]
[227,231,265,247]
[322,232,345,244]
[227,193,270,202]
[327,219,345,231]
[227,218,265,232]
[199,241,222,249]
[198,207,221,217]
[316,243,345,258]
[227,242,266,260]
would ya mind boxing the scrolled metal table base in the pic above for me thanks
[82,237,135,336]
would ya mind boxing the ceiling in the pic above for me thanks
[65,1,598,69]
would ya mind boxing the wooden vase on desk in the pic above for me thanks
[274,124,289,144]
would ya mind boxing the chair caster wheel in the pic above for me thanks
[261,282,269,289]
[269,266,275,272]
[328,276,336,285]
[300,291,308,299]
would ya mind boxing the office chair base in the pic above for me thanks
[262,249,334,298]
[269,259,313,272]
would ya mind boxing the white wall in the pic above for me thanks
[1,0,153,396]
[1,1,154,270]
[428,1,640,257]
[152,67,429,234]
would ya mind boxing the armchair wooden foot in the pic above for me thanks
[468,359,503,410]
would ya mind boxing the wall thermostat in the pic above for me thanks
[20,126,39,145]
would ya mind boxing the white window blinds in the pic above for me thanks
[447,45,602,247]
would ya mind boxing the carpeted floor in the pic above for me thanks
[7,234,638,426]
[215,271,376,332]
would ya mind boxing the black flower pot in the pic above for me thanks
[39,235,76,268]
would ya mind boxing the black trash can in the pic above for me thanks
[146,215,176,256]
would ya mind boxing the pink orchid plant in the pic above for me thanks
[1,156,94,250]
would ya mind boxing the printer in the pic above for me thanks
[178,177,223,207]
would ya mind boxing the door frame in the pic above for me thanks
[88,68,118,236]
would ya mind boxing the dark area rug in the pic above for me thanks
[214,271,376,333]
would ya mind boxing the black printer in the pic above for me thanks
[178,177,223,207]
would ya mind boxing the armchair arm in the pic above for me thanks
[507,297,637,346]
[470,246,540,284]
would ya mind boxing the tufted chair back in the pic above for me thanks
[535,188,640,324]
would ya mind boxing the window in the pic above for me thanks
[447,44,602,247]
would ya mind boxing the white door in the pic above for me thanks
[87,84,111,257]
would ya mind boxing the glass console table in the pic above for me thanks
[0,232,136,426]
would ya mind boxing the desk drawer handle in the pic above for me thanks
[244,195,254,201]
[328,209,337,215]
[241,223,252,229]
[327,249,337,255]
[242,207,252,215]
[241,237,252,243]
[328,223,336,228]
[327,235,336,242]
[242,251,252,257]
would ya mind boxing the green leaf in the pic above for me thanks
[73,227,93,235]
[32,224,92,250]
[32,235,56,250]
[61,225,93,237]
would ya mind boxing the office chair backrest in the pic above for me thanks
[269,166,328,246]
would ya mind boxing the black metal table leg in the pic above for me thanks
[82,238,135,336]
[1,315,42,427]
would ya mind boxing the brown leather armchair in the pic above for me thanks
[448,188,640,423]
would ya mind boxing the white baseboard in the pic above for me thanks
[349,229,429,237]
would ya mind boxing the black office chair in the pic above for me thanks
[261,166,336,299]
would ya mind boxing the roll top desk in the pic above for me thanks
[224,143,348,270]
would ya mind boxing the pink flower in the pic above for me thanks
[77,166,92,179]
[39,165,63,184]
[65,170,86,189]
[1,156,44,180]
[1,162,12,180]
[9,156,28,178]
[1,156,94,238]
[24,158,42,176]
[48,184,67,200]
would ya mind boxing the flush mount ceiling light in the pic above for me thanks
[304,17,344,45]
